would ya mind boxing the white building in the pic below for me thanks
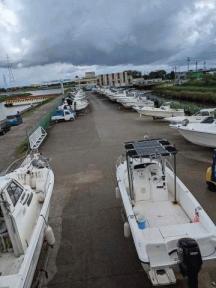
[75,72,97,87]
[97,71,133,87]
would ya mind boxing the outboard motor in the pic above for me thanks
[177,238,202,288]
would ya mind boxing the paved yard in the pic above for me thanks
[38,93,216,288]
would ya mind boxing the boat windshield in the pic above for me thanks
[7,181,23,206]
[201,116,215,124]
[194,111,209,116]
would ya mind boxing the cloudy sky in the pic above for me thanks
[0,0,216,86]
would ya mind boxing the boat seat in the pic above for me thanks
[133,168,151,201]
[144,222,214,268]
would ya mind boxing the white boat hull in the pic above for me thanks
[139,108,184,118]
[0,170,54,288]
[178,127,216,148]
[116,155,216,285]
[73,100,89,111]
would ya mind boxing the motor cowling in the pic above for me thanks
[177,238,202,288]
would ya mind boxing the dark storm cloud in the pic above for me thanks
[2,0,216,69]
[17,0,192,67]
[1,0,216,85]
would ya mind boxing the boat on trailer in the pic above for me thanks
[166,108,216,126]
[64,89,89,112]
[138,103,184,119]
[177,116,216,148]
[116,138,216,287]
[0,128,55,288]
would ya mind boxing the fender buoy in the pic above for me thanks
[45,225,55,247]
[38,192,45,203]
[115,187,120,199]
[124,222,131,238]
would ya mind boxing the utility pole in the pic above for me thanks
[195,60,198,72]
[203,60,206,71]
[60,80,64,96]
[187,57,190,72]
[174,66,177,85]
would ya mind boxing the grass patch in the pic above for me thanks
[153,86,216,104]
[16,138,29,156]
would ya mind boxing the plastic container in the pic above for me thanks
[137,215,146,230]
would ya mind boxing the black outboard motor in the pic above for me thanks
[177,238,202,288]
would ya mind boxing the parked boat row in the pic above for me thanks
[96,87,216,148]
[51,88,89,123]
[0,85,91,286]
[97,87,154,110]
[92,87,216,286]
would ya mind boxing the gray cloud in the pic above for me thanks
[1,0,216,85]
[1,0,216,67]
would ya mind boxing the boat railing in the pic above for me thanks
[1,153,28,175]
[165,159,174,172]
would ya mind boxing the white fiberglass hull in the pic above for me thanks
[133,103,155,113]
[139,108,184,118]
[0,171,54,288]
[74,100,89,111]
[116,160,216,270]
[178,127,216,148]
[165,115,206,124]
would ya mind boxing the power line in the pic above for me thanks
[6,55,15,86]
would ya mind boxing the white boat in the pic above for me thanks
[177,116,216,148]
[165,108,216,125]
[108,90,128,101]
[65,89,89,111]
[116,138,216,286]
[132,100,155,112]
[138,103,184,119]
[0,152,54,288]
[71,98,89,111]
[122,100,154,109]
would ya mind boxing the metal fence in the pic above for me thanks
[29,97,62,134]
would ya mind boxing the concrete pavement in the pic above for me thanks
[40,92,216,288]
